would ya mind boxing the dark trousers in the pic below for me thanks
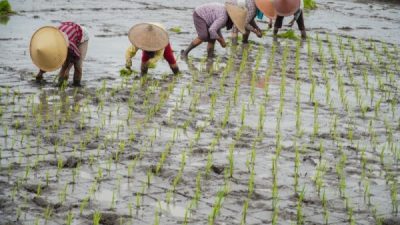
[274,9,305,31]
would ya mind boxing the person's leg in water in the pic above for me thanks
[181,37,203,59]
[207,39,216,58]
[163,43,180,75]
[36,70,45,83]
[231,26,239,45]
[242,30,251,44]
[72,40,88,86]
[181,11,207,58]
[295,10,307,39]
[58,59,73,87]
[273,15,284,37]
[140,51,154,76]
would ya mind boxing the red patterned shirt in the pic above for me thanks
[58,22,82,58]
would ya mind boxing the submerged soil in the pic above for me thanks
[0,0,399,224]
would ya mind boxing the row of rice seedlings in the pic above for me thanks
[249,44,265,105]
[208,112,253,224]
[368,41,398,109]
[358,40,398,122]
[314,35,373,224]
[334,142,358,224]
[356,141,389,224]
[379,119,399,214]
[233,44,252,105]
[185,102,237,221]
[181,172,202,225]
[114,76,185,218]
[240,138,260,224]
[317,35,333,106]
[186,45,266,223]
[313,142,331,224]
[307,38,318,104]
[270,42,292,224]
[240,43,278,224]
[143,53,238,222]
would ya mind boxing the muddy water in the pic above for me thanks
[0,0,399,225]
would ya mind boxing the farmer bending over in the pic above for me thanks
[227,0,263,44]
[181,3,247,58]
[125,23,179,76]
[272,0,306,39]
[31,22,89,86]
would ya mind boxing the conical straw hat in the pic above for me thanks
[30,26,68,72]
[255,0,277,20]
[128,23,169,52]
[272,0,300,17]
[225,3,248,34]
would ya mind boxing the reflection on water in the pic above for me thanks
[0,15,10,25]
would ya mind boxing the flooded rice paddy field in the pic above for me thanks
[0,0,400,224]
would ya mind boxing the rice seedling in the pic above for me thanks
[153,203,160,225]
[239,198,249,225]
[391,181,398,213]
[312,101,319,142]
[277,30,299,40]
[65,211,73,225]
[296,186,305,225]
[258,104,265,134]
[208,190,225,225]
[93,210,101,225]
[44,205,53,224]
[79,196,90,215]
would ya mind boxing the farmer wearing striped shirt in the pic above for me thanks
[34,22,89,86]
[181,3,247,58]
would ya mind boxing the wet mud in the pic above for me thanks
[0,0,400,224]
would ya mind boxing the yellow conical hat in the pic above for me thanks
[225,2,248,34]
[128,23,169,52]
[30,26,68,72]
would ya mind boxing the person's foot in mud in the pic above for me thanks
[180,50,188,60]
[170,64,180,75]
[72,80,82,87]
[35,70,45,84]
[301,29,307,39]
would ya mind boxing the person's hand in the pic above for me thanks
[217,37,226,48]
[254,29,262,38]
